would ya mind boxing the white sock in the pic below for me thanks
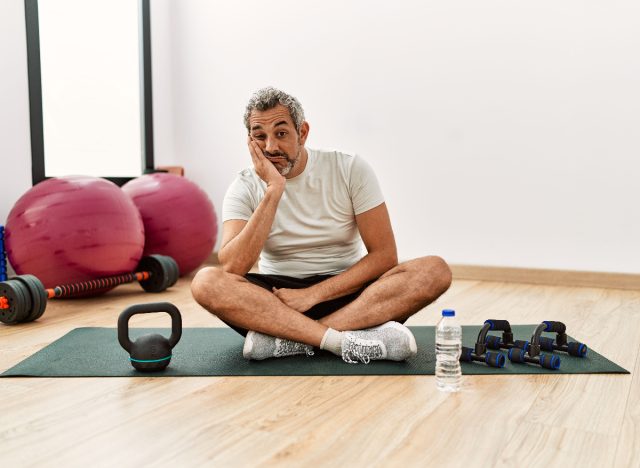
[320,328,345,356]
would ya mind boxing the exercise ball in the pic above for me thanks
[4,176,145,289]
[122,173,217,276]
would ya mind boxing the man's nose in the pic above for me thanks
[265,136,279,154]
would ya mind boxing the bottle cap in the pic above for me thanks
[442,309,455,317]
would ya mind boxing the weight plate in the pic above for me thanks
[17,275,47,322]
[137,255,171,293]
[156,256,175,292]
[162,255,179,288]
[155,255,179,290]
[0,279,30,325]
[14,276,37,323]
[14,279,32,323]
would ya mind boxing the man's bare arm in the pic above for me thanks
[218,139,285,275]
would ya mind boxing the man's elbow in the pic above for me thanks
[217,250,247,276]
[220,258,250,276]
[378,247,398,271]
[387,250,399,269]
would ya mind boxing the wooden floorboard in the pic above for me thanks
[0,271,638,467]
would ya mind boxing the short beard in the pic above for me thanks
[266,147,301,176]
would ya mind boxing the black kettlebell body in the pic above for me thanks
[118,302,182,372]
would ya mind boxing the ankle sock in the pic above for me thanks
[320,328,345,356]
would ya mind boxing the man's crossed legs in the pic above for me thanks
[190,256,452,364]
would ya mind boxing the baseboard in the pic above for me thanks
[206,252,639,290]
[450,264,640,290]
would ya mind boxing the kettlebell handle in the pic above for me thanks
[117,302,183,353]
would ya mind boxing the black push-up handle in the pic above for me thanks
[539,336,588,358]
[485,336,530,353]
[530,321,576,358]
[477,319,515,355]
[475,319,514,356]
[460,346,506,368]
[542,321,566,334]
[508,347,561,370]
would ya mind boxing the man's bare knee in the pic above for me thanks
[408,255,453,297]
[191,266,227,308]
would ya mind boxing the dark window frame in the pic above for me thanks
[24,0,154,187]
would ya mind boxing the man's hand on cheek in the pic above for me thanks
[247,136,285,189]
[271,287,320,313]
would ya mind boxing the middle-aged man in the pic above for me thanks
[191,87,452,364]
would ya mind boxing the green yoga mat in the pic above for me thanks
[1,326,628,377]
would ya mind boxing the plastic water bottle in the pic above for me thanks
[435,309,462,392]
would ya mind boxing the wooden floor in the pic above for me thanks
[1,272,639,467]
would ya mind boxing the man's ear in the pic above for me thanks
[298,121,310,145]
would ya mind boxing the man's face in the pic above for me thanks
[248,104,306,176]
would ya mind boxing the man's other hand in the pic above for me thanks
[272,287,319,313]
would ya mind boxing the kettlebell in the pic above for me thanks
[118,302,182,372]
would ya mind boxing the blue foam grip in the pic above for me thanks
[540,354,561,370]
[484,319,510,331]
[508,347,526,363]
[485,351,506,368]
[485,335,502,350]
[513,340,529,351]
[568,342,588,357]
[543,321,566,334]
[539,336,555,352]
[460,347,474,362]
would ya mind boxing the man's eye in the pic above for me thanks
[277,131,287,137]
[253,135,265,140]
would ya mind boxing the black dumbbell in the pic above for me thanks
[508,347,561,370]
[460,346,506,368]
[0,255,179,325]
[118,302,182,372]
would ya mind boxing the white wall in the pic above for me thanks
[2,1,639,275]
[0,0,32,227]
[169,0,640,273]
[0,0,174,227]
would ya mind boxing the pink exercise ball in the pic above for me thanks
[5,176,145,289]
[122,173,217,276]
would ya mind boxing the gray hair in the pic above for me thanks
[243,87,305,133]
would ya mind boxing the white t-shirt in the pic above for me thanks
[222,148,385,277]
